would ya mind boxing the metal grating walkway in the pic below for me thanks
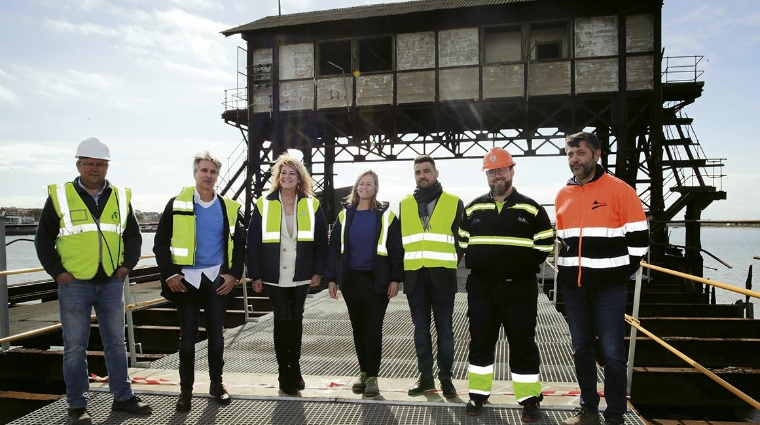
[11,267,641,424]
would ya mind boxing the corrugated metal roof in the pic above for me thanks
[222,0,546,36]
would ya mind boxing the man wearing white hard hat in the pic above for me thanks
[35,138,152,424]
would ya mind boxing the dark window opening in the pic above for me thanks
[318,40,352,76]
[529,21,569,60]
[536,41,561,60]
[358,36,393,72]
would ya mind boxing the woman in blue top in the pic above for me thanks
[326,170,404,398]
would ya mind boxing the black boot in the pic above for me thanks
[288,319,305,390]
[274,320,297,395]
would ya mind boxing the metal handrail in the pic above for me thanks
[625,261,759,411]
[626,313,760,411]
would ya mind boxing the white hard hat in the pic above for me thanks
[75,137,111,161]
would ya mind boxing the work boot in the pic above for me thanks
[407,377,435,396]
[67,407,92,425]
[364,376,380,397]
[604,417,624,425]
[352,372,368,393]
[175,389,192,412]
[209,383,231,405]
[521,402,541,422]
[440,378,457,398]
[466,399,484,416]
[562,407,601,425]
[112,395,152,415]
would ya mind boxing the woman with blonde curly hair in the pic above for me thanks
[247,153,328,396]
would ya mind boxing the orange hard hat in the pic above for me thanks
[482,147,516,171]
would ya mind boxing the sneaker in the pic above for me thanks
[67,407,92,425]
[111,395,152,415]
[521,402,541,422]
[466,399,484,416]
[440,378,457,398]
[562,408,601,425]
[407,377,435,396]
[364,376,380,397]
[209,383,231,406]
[175,389,192,412]
[352,372,368,393]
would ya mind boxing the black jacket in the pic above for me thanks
[325,202,404,294]
[35,177,142,283]
[246,191,328,283]
[153,194,246,301]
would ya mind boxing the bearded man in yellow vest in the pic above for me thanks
[400,154,464,399]
[153,151,246,412]
[35,137,152,425]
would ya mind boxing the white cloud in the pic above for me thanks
[0,68,14,81]
[45,18,120,37]
[0,84,18,103]
[167,0,224,12]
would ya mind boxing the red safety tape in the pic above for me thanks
[89,373,108,382]
[132,377,179,386]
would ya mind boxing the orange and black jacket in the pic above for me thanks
[555,164,649,289]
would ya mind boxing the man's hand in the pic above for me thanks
[387,281,400,299]
[328,282,339,299]
[252,279,263,293]
[56,272,75,284]
[309,274,322,288]
[115,267,130,281]
[216,274,237,295]
[167,275,186,292]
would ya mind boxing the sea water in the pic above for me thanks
[3,228,760,305]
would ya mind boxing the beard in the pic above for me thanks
[572,161,596,182]
[489,179,511,197]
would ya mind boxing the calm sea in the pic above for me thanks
[3,228,760,304]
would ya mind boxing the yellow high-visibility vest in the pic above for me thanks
[337,208,394,256]
[49,182,130,280]
[257,196,319,243]
[170,186,241,267]
[399,192,459,270]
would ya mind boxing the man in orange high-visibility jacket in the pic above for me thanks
[555,132,649,425]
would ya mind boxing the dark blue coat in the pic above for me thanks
[325,202,404,294]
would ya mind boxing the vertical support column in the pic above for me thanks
[616,14,629,183]
[323,137,336,224]
[0,219,10,351]
[684,202,704,280]
[245,39,256,220]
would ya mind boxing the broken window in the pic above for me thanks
[358,35,393,72]
[318,39,352,76]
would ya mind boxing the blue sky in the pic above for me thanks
[0,0,758,220]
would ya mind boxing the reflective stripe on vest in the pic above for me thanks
[170,187,241,267]
[399,192,459,270]
[49,182,129,280]
[258,196,319,243]
[338,208,394,256]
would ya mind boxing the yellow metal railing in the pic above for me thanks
[626,261,760,411]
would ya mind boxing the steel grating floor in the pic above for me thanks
[11,392,645,425]
[12,266,637,424]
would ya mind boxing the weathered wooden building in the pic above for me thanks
[221,0,724,273]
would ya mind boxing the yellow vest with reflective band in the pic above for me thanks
[400,192,459,270]
[257,196,319,243]
[170,187,241,267]
[49,182,130,280]
[338,208,394,256]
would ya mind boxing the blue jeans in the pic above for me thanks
[174,274,229,390]
[58,277,133,408]
[562,284,627,423]
[406,269,455,379]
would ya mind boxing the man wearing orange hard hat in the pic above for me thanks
[459,147,554,421]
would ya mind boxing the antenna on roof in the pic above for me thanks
[278,0,281,17]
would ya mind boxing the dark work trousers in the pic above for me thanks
[342,269,391,377]
[466,273,541,404]
[267,284,309,388]
[406,268,455,380]
[175,274,229,391]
